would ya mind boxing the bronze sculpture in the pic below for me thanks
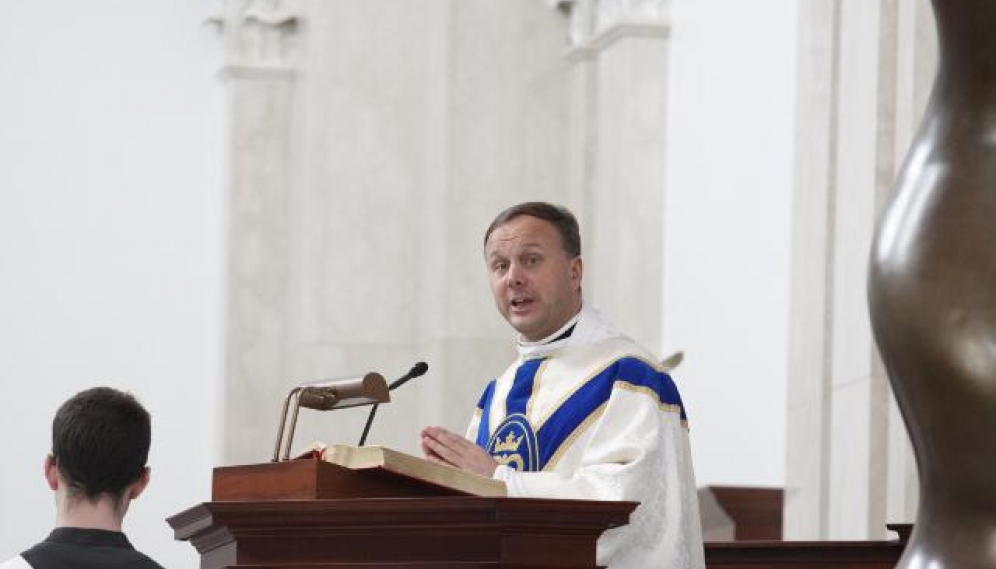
[869,1,996,568]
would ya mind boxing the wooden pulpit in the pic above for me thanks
[168,460,636,568]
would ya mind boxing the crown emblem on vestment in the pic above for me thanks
[493,432,523,453]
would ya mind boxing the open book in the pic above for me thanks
[321,444,507,498]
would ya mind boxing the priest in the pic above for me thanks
[421,202,705,569]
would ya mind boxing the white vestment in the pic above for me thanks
[466,306,705,569]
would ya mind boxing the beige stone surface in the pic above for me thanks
[785,0,837,538]
[827,377,873,539]
[586,33,668,355]
[784,400,829,539]
[218,0,672,464]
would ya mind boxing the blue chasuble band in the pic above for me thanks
[474,380,497,447]
[475,356,688,472]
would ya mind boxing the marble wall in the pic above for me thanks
[217,0,673,464]
[562,0,671,361]
[785,0,936,540]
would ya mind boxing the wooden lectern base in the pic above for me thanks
[169,460,636,568]
[169,496,634,569]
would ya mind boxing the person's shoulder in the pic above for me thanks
[569,337,683,397]
[568,335,661,370]
[133,551,166,569]
[0,555,33,569]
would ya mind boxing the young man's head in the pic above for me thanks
[47,387,151,514]
[483,202,583,342]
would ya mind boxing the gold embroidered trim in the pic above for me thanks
[538,380,687,471]
[612,381,683,415]
[524,359,550,423]
[534,354,670,429]
[543,401,608,471]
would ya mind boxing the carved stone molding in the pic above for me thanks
[207,0,300,75]
[554,0,669,47]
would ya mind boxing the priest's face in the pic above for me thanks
[484,215,583,342]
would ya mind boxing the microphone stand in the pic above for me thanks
[358,404,379,446]
[357,361,428,446]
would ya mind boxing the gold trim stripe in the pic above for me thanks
[543,401,608,471]
[613,380,684,416]
[538,380,688,472]
[536,355,679,430]
[524,359,550,422]
[471,407,484,438]
[535,359,616,429]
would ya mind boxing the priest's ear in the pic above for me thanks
[569,256,583,289]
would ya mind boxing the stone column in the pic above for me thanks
[217,0,572,464]
[560,0,671,356]
[786,0,935,540]
[211,0,302,464]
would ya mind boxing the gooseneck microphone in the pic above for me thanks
[358,362,429,446]
[388,361,429,390]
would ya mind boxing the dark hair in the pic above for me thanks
[483,202,581,258]
[52,387,151,501]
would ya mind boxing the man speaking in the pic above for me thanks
[421,202,705,569]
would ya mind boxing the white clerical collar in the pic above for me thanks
[516,309,582,360]
[515,304,624,361]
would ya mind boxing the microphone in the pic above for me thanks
[358,362,428,446]
[389,361,429,390]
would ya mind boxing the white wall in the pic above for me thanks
[665,0,798,486]
[0,1,225,567]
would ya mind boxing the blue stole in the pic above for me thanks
[474,356,687,472]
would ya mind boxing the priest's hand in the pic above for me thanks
[420,426,498,477]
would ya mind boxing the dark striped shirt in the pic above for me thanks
[19,528,164,569]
